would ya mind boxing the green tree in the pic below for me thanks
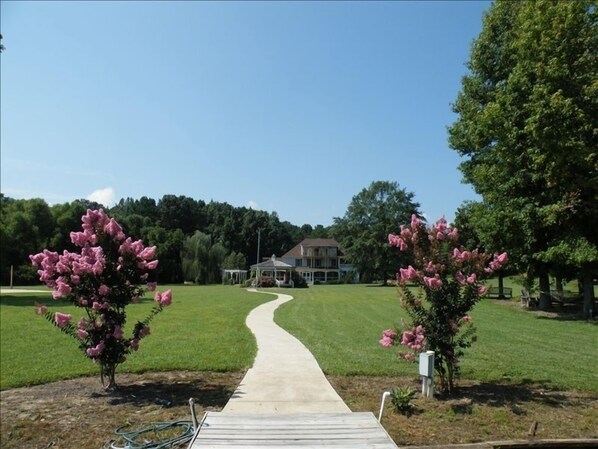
[143,226,185,283]
[454,201,523,297]
[449,0,597,316]
[181,231,226,284]
[0,197,55,284]
[223,252,247,270]
[333,181,421,284]
[158,195,205,234]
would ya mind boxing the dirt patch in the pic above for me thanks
[0,371,242,448]
[328,375,598,446]
[1,372,597,448]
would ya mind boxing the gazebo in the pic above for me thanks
[251,255,295,287]
[222,269,248,285]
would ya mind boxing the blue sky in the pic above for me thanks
[1,1,490,227]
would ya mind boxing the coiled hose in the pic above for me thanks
[108,420,194,448]
[106,399,202,448]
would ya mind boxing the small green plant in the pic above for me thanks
[390,386,416,414]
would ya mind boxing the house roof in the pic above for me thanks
[250,255,294,270]
[281,238,345,259]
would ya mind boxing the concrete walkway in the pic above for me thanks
[0,288,49,294]
[222,289,351,414]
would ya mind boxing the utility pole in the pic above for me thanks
[256,230,261,287]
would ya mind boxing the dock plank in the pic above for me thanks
[188,412,398,449]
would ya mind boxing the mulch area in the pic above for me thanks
[1,371,597,448]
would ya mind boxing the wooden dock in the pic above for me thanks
[188,412,399,448]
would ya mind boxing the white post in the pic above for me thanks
[419,350,435,399]
[377,391,391,422]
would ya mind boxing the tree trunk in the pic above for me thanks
[101,363,117,390]
[538,272,551,310]
[581,271,595,320]
[555,276,563,293]
[498,272,505,299]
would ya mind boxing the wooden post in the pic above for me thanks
[582,271,595,320]
[10,265,13,289]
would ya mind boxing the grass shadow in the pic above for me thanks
[533,306,598,324]
[447,382,592,408]
[0,294,50,307]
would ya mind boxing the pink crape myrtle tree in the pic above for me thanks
[379,215,507,394]
[30,209,173,389]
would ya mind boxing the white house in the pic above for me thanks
[280,238,356,284]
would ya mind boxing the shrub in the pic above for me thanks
[390,386,416,414]
[30,209,172,389]
[380,215,507,394]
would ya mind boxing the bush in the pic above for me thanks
[390,386,416,414]
[258,276,275,288]
[381,215,508,394]
[291,272,308,288]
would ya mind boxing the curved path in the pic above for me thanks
[222,289,351,414]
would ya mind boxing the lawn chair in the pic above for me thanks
[521,289,537,309]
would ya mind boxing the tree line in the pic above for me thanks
[0,194,329,285]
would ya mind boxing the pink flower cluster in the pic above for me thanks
[379,329,397,347]
[30,246,106,297]
[154,289,172,306]
[389,215,508,295]
[430,217,458,241]
[401,325,425,351]
[423,275,443,289]
[119,238,158,271]
[393,325,426,362]
[87,341,105,357]
[30,210,159,304]
[398,265,419,282]
[55,312,72,328]
[35,303,48,315]
[486,252,508,273]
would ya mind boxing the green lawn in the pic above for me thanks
[2,283,597,393]
[0,285,271,390]
[274,284,598,392]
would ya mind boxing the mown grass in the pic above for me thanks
[0,285,271,390]
[2,282,597,393]
[274,284,598,392]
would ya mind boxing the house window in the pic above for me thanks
[295,259,303,267]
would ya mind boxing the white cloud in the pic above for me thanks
[246,200,259,210]
[87,187,116,207]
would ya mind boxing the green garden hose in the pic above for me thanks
[108,420,194,449]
